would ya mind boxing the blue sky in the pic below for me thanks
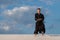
[0,0,60,34]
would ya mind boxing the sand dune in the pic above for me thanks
[0,34,60,40]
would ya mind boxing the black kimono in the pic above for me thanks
[34,13,45,34]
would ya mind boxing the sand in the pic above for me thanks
[0,34,60,40]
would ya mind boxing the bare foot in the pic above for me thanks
[34,34,38,37]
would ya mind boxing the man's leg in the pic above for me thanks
[34,22,39,35]
[39,23,45,35]
[34,26,38,35]
[41,24,45,35]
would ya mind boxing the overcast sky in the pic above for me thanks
[0,0,60,34]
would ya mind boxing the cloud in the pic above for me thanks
[3,6,29,16]
[0,5,6,9]
[0,0,33,7]
[0,20,24,34]
[45,8,50,15]
[0,0,20,5]
[2,26,10,31]
[26,24,33,28]
[39,0,56,5]
[0,22,10,31]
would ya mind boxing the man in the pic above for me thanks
[34,8,45,35]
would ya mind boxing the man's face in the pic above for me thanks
[37,10,40,14]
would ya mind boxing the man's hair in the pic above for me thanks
[37,8,41,11]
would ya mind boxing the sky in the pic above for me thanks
[0,0,60,34]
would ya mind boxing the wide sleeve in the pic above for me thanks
[42,14,44,21]
[35,14,37,21]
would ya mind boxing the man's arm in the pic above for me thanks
[41,14,44,21]
[37,18,42,21]
[37,14,44,21]
[35,14,37,21]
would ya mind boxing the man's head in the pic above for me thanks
[37,8,41,14]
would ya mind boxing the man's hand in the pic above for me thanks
[37,19,42,21]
